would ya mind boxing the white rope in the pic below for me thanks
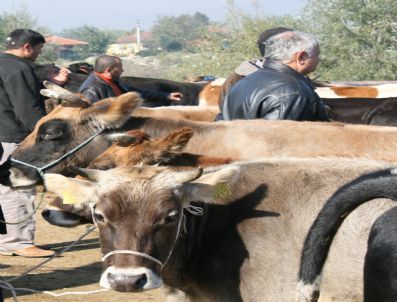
[0,225,102,300]
[102,250,163,267]
[0,280,108,299]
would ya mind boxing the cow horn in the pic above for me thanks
[173,167,203,184]
[67,166,102,181]
[41,81,90,107]
[43,80,70,92]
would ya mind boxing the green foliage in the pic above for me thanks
[37,44,60,64]
[0,5,49,52]
[152,12,210,51]
[59,26,117,59]
[158,1,300,79]
[302,0,397,80]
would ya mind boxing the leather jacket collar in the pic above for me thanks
[262,60,316,90]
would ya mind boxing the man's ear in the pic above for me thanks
[22,43,32,55]
[297,51,308,64]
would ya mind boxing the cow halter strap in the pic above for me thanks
[100,204,204,269]
[10,129,104,178]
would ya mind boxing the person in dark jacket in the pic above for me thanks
[79,55,183,105]
[221,31,329,121]
[0,29,55,258]
[215,26,292,121]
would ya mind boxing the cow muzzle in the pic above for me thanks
[41,208,92,227]
[100,266,162,292]
[8,167,41,188]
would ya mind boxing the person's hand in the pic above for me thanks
[169,92,183,102]
[47,67,71,87]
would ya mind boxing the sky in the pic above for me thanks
[0,0,304,32]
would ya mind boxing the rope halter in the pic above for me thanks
[10,129,104,178]
[100,204,204,269]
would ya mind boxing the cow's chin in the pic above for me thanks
[100,266,163,292]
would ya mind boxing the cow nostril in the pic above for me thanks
[108,272,148,291]
[41,210,50,219]
[136,274,147,288]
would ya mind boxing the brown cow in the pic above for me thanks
[42,127,234,227]
[316,84,397,99]
[90,127,232,170]
[43,157,395,301]
[10,83,397,189]
[133,105,219,122]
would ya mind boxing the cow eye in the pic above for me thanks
[93,212,105,223]
[40,129,63,140]
[164,210,179,224]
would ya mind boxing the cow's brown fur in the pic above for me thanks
[330,86,379,98]
[133,106,219,122]
[42,127,234,225]
[198,82,223,107]
[11,92,397,188]
[90,127,233,170]
[44,157,396,301]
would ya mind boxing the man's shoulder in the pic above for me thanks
[0,57,35,82]
[234,60,262,76]
[79,73,101,90]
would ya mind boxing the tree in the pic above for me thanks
[0,6,48,48]
[302,0,397,80]
[152,12,210,51]
[60,26,117,59]
[158,0,300,79]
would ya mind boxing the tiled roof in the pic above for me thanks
[45,35,89,46]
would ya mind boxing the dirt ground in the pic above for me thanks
[0,193,167,302]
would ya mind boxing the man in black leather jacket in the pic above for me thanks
[221,31,329,121]
[79,55,183,105]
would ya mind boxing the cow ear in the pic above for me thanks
[80,92,143,129]
[146,127,193,164]
[176,166,241,205]
[104,131,148,146]
[43,174,97,205]
[160,127,194,152]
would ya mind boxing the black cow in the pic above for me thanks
[364,206,397,302]
[36,64,206,107]
[297,167,397,302]
[323,97,397,125]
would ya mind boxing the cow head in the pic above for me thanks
[41,127,195,227]
[90,127,194,169]
[9,82,143,188]
[43,164,240,292]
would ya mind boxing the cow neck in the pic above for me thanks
[121,116,206,138]
[182,202,209,263]
[11,129,104,178]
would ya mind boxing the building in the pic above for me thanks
[106,32,155,57]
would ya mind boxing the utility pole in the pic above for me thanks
[136,20,141,50]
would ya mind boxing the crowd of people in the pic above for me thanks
[0,25,329,295]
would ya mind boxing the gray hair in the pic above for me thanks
[263,31,319,63]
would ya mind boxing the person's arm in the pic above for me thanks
[124,84,174,105]
[5,69,46,131]
[257,95,285,120]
